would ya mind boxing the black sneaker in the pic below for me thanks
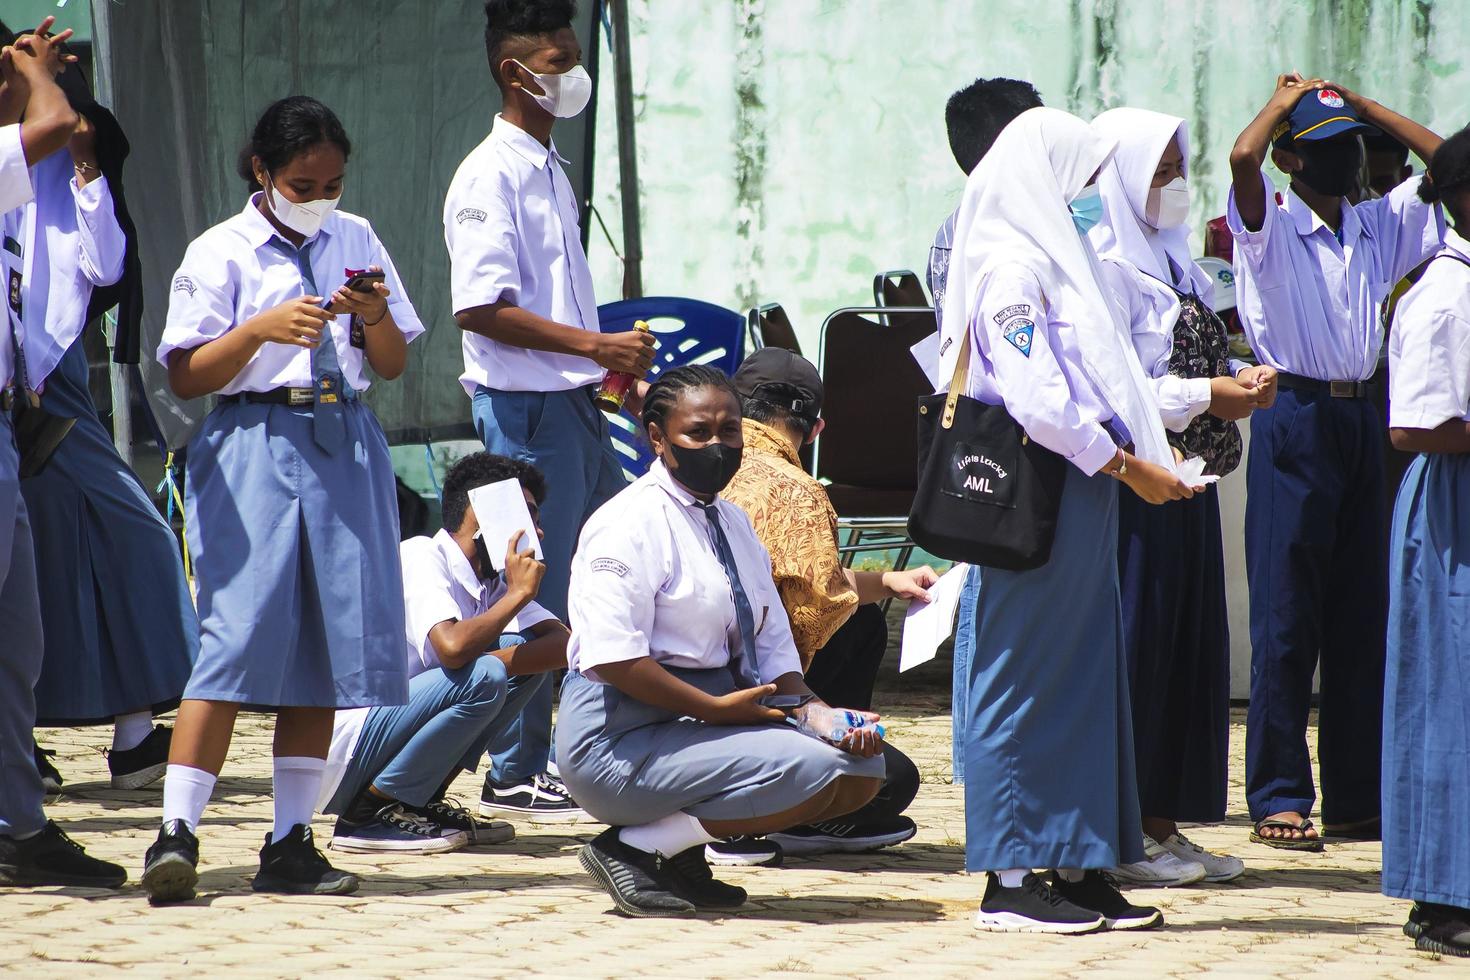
[1417,913,1470,958]
[766,815,918,855]
[480,771,588,823]
[33,741,62,796]
[973,872,1106,934]
[1405,901,1433,940]
[706,836,783,867]
[407,798,515,846]
[1052,870,1164,931]
[252,824,359,895]
[0,821,126,889]
[106,725,172,790]
[330,803,467,854]
[662,844,747,909]
[577,827,696,918]
[141,819,200,905]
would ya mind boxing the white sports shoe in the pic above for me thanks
[1159,832,1245,883]
[1108,833,1207,887]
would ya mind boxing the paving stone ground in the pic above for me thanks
[8,692,1455,979]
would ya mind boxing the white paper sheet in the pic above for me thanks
[910,331,943,391]
[900,562,970,673]
[468,478,544,570]
[1173,456,1220,487]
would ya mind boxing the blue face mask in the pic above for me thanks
[1070,183,1104,236]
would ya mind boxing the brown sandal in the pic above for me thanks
[1250,817,1325,851]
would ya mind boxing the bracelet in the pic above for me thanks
[1106,449,1128,478]
[363,306,389,327]
[74,161,100,176]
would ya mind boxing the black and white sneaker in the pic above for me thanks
[1417,912,1470,958]
[33,741,62,796]
[0,821,127,889]
[706,836,783,867]
[407,798,515,846]
[481,771,588,823]
[767,815,917,855]
[1405,902,1433,940]
[1052,870,1164,931]
[142,819,199,905]
[107,725,172,790]
[331,803,467,854]
[973,872,1106,934]
[578,827,696,918]
[662,844,747,909]
[253,824,359,895]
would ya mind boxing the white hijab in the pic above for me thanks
[939,107,1176,469]
[1089,107,1213,298]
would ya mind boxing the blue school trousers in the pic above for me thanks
[1244,385,1386,825]
[472,385,626,784]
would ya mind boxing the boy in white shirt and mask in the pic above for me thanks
[443,0,654,823]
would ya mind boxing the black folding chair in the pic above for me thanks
[873,270,931,331]
[746,302,802,355]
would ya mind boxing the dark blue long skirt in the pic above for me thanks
[1116,485,1230,823]
[25,341,199,725]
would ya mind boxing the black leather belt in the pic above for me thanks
[222,387,316,407]
[1277,372,1374,399]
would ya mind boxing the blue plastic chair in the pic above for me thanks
[596,296,746,480]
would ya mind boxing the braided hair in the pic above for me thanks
[640,365,741,439]
[1420,125,1470,225]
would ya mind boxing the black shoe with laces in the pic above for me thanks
[767,815,918,855]
[480,771,588,822]
[662,844,747,909]
[1052,870,1163,931]
[107,725,172,790]
[1417,912,1470,958]
[973,872,1106,934]
[142,819,199,905]
[0,821,126,889]
[577,827,696,918]
[1405,901,1433,939]
[407,798,514,846]
[33,741,62,796]
[253,824,359,895]
[706,835,783,867]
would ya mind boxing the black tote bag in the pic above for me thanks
[908,326,1067,571]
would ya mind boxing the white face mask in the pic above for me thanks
[262,176,339,237]
[511,60,592,119]
[1144,176,1190,229]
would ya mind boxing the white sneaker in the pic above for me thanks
[1159,832,1245,883]
[1108,834,1207,887]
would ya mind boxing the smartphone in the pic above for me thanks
[343,270,385,293]
[759,693,814,710]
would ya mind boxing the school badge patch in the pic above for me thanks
[456,207,487,224]
[1002,318,1035,356]
[1317,90,1345,109]
[172,275,197,296]
[591,557,630,577]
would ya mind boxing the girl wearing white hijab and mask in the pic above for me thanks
[940,107,1199,935]
[1086,108,1276,888]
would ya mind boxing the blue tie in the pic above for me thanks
[702,504,761,688]
[272,238,347,453]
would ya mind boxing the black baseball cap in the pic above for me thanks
[1273,87,1377,149]
[733,348,824,423]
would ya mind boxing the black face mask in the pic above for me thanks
[665,441,743,496]
[1295,143,1363,198]
[472,533,498,583]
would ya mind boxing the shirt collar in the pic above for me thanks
[490,114,570,170]
[433,528,486,603]
[238,192,336,252]
[1284,186,1365,243]
[741,418,802,468]
[1444,229,1470,264]
[650,458,712,512]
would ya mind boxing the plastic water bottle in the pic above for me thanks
[798,707,885,744]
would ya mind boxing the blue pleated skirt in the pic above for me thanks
[1382,452,1470,909]
[961,466,1145,872]
[25,342,199,724]
[1116,486,1230,823]
[182,396,407,709]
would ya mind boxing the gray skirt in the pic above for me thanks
[555,666,885,827]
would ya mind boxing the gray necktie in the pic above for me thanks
[702,503,761,688]
[272,238,346,453]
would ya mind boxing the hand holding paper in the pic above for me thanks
[1173,455,1219,487]
[900,562,970,673]
[467,479,544,571]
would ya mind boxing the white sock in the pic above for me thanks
[113,711,154,751]
[1057,867,1085,883]
[272,756,326,843]
[995,868,1030,888]
[619,811,717,858]
[161,764,217,832]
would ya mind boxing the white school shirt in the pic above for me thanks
[951,261,1123,476]
[317,526,559,811]
[1099,257,1212,433]
[443,115,603,396]
[16,153,126,389]
[157,197,424,392]
[0,124,35,388]
[1387,231,1470,429]
[1226,171,1443,381]
[400,528,556,678]
[567,460,803,683]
